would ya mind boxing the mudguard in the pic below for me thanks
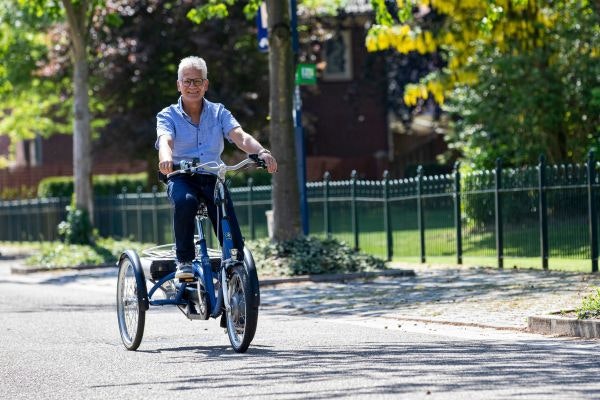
[118,250,149,310]
[243,247,261,308]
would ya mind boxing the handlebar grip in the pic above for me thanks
[249,154,267,168]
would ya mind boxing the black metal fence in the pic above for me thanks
[1,153,598,271]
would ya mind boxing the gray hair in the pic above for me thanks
[177,56,208,80]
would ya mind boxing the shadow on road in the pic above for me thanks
[93,339,600,398]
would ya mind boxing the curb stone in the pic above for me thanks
[10,263,116,275]
[528,315,600,338]
[380,315,526,333]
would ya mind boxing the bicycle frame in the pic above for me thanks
[118,154,263,352]
[146,170,244,318]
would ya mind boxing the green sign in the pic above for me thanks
[296,63,317,85]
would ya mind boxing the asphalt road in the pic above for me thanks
[2,267,600,399]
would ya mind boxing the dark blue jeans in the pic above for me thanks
[167,174,244,263]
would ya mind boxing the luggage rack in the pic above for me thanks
[140,241,222,281]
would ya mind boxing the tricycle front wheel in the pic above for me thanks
[226,264,258,353]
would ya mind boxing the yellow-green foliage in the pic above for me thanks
[367,0,599,105]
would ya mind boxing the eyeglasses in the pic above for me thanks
[181,78,206,87]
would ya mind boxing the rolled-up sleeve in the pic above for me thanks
[155,110,174,149]
[219,107,240,143]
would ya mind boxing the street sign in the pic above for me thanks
[256,2,269,53]
[296,63,316,85]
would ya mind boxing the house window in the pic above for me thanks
[322,31,352,81]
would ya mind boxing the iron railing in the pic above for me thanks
[0,152,598,271]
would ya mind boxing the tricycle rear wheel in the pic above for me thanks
[117,252,147,351]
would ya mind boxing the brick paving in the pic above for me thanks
[260,264,600,330]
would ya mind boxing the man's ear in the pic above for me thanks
[176,80,181,93]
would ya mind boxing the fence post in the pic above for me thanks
[248,177,255,240]
[6,201,11,241]
[453,161,462,264]
[136,186,143,242]
[495,158,504,269]
[26,198,33,241]
[0,199,4,240]
[351,170,359,251]
[538,155,549,269]
[121,187,128,239]
[417,166,425,263]
[383,170,393,261]
[35,198,42,242]
[152,185,159,244]
[324,171,331,237]
[587,151,598,273]
[0,199,3,241]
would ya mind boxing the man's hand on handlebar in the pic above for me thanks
[258,152,277,173]
[159,159,173,175]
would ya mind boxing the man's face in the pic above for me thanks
[177,67,208,102]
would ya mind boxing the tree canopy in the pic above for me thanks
[0,0,71,166]
[368,0,600,167]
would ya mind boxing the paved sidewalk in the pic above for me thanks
[260,263,600,331]
[3,246,600,332]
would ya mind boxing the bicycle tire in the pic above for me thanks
[116,251,147,351]
[225,264,258,353]
[243,248,261,309]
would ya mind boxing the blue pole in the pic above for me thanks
[290,0,309,235]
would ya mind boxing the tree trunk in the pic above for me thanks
[63,0,93,221]
[73,55,93,219]
[266,0,301,241]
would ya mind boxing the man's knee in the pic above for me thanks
[173,193,198,215]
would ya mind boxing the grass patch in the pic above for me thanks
[246,236,386,277]
[575,288,600,319]
[389,255,594,273]
[25,238,152,269]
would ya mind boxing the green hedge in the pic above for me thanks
[0,186,37,200]
[227,169,272,187]
[37,173,148,198]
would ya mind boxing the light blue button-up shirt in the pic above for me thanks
[155,96,240,170]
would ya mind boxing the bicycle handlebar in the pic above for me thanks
[166,154,266,181]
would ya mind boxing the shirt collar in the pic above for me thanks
[177,96,207,122]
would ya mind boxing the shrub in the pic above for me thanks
[26,237,152,268]
[461,167,537,227]
[227,168,272,187]
[246,236,386,276]
[38,173,148,198]
[57,198,94,245]
[0,186,36,200]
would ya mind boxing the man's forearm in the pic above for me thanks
[158,136,173,162]
[233,131,267,154]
